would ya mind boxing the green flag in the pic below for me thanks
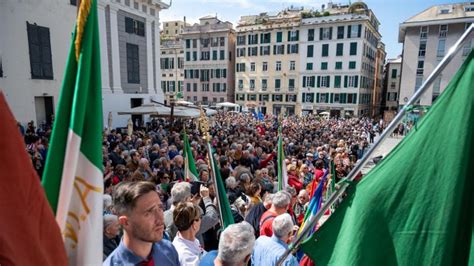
[300,50,474,265]
[209,148,235,229]
[183,129,199,181]
[277,126,288,191]
[41,0,103,264]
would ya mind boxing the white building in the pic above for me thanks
[299,2,383,117]
[0,0,77,126]
[160,39,184,101]
[0,0,169,128]
[398,2,473,107]
[382,57,401,112]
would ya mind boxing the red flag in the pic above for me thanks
[0,92,67,265]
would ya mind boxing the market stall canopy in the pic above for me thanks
[118,103,217,118]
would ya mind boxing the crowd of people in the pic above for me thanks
[22,112,389,265]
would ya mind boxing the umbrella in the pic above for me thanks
[175,100,194,106]
[319,111,330,116]
[216,102,239,108]
[117,103,171,115]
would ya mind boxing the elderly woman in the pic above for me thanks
[103,214,121,261]
[172,202,205,265]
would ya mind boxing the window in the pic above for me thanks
[288,30,299,41]
[439,8,450,14]
[348,24,360,38]
[276,32,283,42]
[238,79,243,90]
[320,27,332,40]
[192,51,197,61]
[236,48,246,57]
[220,50,225,60]
[334,93,340,103]
[334,75,341,88]
[273,94,283,102]
[212,51,217,60]
[320,93,327,103]
[433,76,441,96]
[350,42,357,55]
[417,60,424,75]
[220,37,225,46]
[201,51,210,60]
[337,26,344,39]
[275,79,281,90]
[27,22,53,79]
[248,34,258,45]
[126,43,140,83]
[415,75,423,91]
[418,40,426,57]
[304,76,315,87]
[391,69,397,79]
[186,52,190,61]
[307,45,314,57]
[237,35,246,46]
[262,79,268,90]
[436,39,446,58]
[465,6,474,11]
[463,39,472,56]
[250,79,255,90]
[306,63,313,70]
[286,95,297,102]
[349,61,356,69]
[236,63,246,72]
[260,46,271,55]
[335,61,342,70]
[70,0,77,5]
[322,44,329,57]
[439,24,448,38]
[287,44,298,54]
[308,29,314,41]
[250,62,256,72]
[192,39,197,48]
[420,26,428,39]
[321,76,330,88]
[125,17,145,36]
[261,33,271,44]
[273,45,285,55]
[336,43,343,56]
[186,83,191,92]
[186,39,191,48]
[276,61,281,71]
[248,47,258,56]
[288,79,295,90]
[321,62,328,70]
[290,61,295,71]
[262,62,268,71]
[348,75,358,87]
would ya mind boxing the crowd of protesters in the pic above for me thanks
[22,112,390,265]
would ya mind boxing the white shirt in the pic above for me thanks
[172,232,206,266]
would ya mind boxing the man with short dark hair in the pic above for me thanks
[103,181,179,265]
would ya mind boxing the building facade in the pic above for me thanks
[160,39,184,103]
[181,16,235,105]
[0,0,169,128]
[0,0,77,126]
[382,57,401,113]
[398,2,474,108]
[161,20,189,40]
[299,2,383,117]
[235,8,302,115]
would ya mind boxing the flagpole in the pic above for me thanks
[198,107,225,228]
[276,24,474,266]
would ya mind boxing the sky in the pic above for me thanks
[159,0,463,59]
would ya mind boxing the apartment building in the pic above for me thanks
[399,2,474,107]
[160,39,184,103]
[161,20,189,40]
[299,2,383,117]
[181,16,235,105]
[235,8,302,115]
[382,57,402,113]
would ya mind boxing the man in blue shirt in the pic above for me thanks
[251,213,298,266]
[104,181,179,265]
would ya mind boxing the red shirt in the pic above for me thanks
[288,175,303,192]
[259,210,277,237]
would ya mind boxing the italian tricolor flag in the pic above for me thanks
[183,129,199,181]
[42,0,103,265]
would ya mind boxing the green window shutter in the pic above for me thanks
[316,93,320,103]
[353,93,357,104]
[317,76,321,88]
[319,28,323,40]
[354,75,359,88]
[330,93,334,103]
[336,43,343,56]
[296,30,299,41]
[350,42,357,55]
[288,31,291,41]
[329,27,333,40]
[303,76,307,87]
[326,93,330,103]
[344,76,348,88]
[327,76,331,87]
[347,25,351,38]
[277,32,282,42]
[335,76,341,88]
[358,24,362,37]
